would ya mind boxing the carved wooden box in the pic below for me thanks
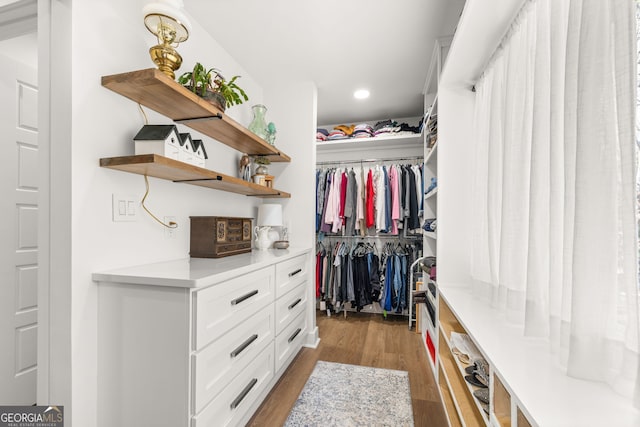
[189,216,252,258]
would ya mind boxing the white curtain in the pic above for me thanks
[471,0,640,402]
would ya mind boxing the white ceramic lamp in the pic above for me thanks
[254,204,282,250]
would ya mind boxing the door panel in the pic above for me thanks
[0,52,38,405]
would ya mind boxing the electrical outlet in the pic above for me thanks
[112,194,138,222]
[164,216,177,239]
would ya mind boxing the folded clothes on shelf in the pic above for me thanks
[423,218,437,232]
[426,177,437,194]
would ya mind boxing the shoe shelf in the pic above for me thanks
[437,361,462,427]
[99,154,291,198]
[493,373,512,427]
[438,325,487,426]
[516,408,532,427]
[438,298,490,426]
[101,68,291,162]
[436,285,640,427]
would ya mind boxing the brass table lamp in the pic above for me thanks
[143,0,191,79]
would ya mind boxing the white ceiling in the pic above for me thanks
[185,0,466,126]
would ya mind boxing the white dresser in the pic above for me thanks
[93,248,311,427]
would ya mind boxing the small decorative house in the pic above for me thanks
[191,139,208,168]
[179,133,194,164]
[133,124,181,160]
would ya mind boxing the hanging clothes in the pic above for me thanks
[317,238,420,316]
[316,161,423,237]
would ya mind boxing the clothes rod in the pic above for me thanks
[316,156,423,166]
[317,234,423,240]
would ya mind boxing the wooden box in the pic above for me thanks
[190,216,252,258]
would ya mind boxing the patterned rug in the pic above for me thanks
[284,361,414,427]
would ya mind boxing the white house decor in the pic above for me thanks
[190,138,207,167]
[133,124,181,160]
[178,132,194,164]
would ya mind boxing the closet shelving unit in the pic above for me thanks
[414,37,444,376]
[99,68,291,198]
[315,132,423,155]
[315,117,424,318]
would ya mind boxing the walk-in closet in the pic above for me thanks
[315,119,426,316]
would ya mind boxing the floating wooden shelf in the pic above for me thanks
[101,68,291,163]
[100,154,290,198]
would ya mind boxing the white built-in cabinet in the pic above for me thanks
[423,1,640,426]
[94,248,310,427]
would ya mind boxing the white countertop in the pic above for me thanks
[92,247,311,289]
[439,285,640,427]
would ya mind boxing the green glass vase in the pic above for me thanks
[248,104,268,140]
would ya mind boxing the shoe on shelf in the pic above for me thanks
[464,374,487,388]
[473,388,490,404]
[452,347,471,364]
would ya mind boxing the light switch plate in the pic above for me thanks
[112,194,138,222]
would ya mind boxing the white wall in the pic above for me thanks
[0,32,36,67]
[263,80,318,344]
[437,85,474,285]
[44,0,314,425]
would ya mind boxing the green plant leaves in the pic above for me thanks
[177,63,249,108]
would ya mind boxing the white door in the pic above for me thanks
[0,52,38,405]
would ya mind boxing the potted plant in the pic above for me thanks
[177,62,249,111]
[253,155,271,175]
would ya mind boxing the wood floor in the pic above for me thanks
[247,311,448,427]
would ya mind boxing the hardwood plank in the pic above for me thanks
[99,154,291,198]
[101,68,291,162]
[247,312,448,426]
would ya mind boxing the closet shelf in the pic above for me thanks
[101,68,291,163]
[438,329,486,426]
[425,141,438,164]
[99,154,291,198]
[424,231,437,240]
[316,133,422,154]
[425,188,438,200]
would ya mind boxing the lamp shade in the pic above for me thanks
[257,204,283,227]
[143,0,192,41]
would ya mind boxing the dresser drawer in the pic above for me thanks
[275,254,308,298]
[275,311,307,373]
[194,266,274,350]
[192,304,274,414]
[275,281,307,336]
[192,343,274,427]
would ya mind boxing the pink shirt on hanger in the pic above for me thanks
[389,165,400,234]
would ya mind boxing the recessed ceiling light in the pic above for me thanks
[353,89,370,99]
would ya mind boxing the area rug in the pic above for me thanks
[284,361,414,427]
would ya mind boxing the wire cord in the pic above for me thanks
[141,175,177,229]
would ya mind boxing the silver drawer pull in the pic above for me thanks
[288,268,302,277]
[230,334,258,358]
[230,378,258,410]
[231,290,258,305]
[288,327,302,343]
[288,298,302,310]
